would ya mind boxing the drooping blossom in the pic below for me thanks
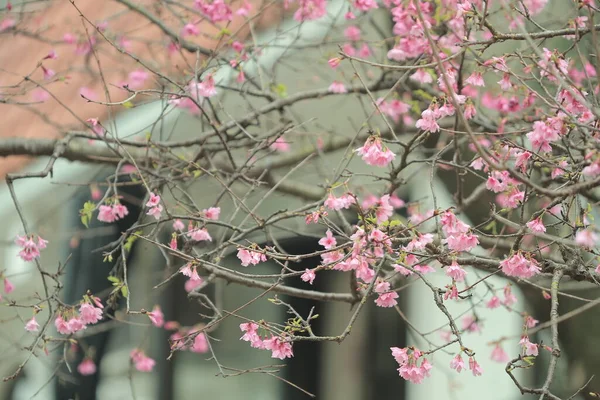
[130,349,156,372]
[301,269,316,285]
[187,225,212,242]
[450,354,464,373]
[519,336,539,356]
[15,234,47,262]
[526,218,546,233]
[79,303,103,325]
[328,81,347,93]
[263,336,294,359]
[203,207,221,220]
[468,357,483,376]
[499,252,541,279]
[391,346,432,384]
[237,248,267,267]
[445,261,467,282]
[324,192,356,210]
[148,305,164,328]
[173,219,185,231]
[3,277,14,294]
[575,229,597,249]
[78,359,97,376]
[355,136,396,167]
[25,317,39,332]
[491,344,509,363]
[415,108,440,133]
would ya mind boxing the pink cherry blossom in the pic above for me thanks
[355,136,396,167]
[147,205,163,220]
[575,229,597,248]
[203,207,221,220]
[146,192,160,208]
[301,269,316,285]
[415,108,440,133]
[182,23,200,37]
[270,137,290,152]
[375,291,399,307]
[67,318,86,333]
[445,261,467,282]
[191,332,209,353]
[180,263,201,281]
[294,0,327,21]
[98,205,116,223]
[328,57,342,69]
[15,235,45,262]
[519,336,538,356]
[237,248,267,267]
[468,357,483,376]
[503,285,518,307]
[173,219,185,231]
[130,349,156,372]
[55,316,70,335]
[499,252,541,279]
[148,305,164,328]
[324,192,356,210]
[79,303,103,325]
[112,203,129,220]
[465,71,485,87]
[526,218,546,233]
[187,227,212,242]
[78,359,97,376]
[491,344,509,363]
[25,317,39,332]
[450,354,464,373]
[318,229,337,249]
[486,296,501,309]
[263,336,294,359]
[328,81,347,93]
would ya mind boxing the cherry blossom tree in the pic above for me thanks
[1,0,600,398]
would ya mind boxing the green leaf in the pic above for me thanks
[124,231,142,253]
[103,254,114,263]
[107,276,120,284]
[271,83,288,98]
[79,201,96,228]
[121,285,129,297]
[123,101,135,109]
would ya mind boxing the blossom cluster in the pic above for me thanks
[240,322,294,360]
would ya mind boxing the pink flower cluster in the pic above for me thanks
[130,349,156,372]
[180,263,204,291]
[15,234,47,262]
[391,347,432,384]
[170,76,217,114]
[55,296,104,335]
[147,305,164,328]
[168,323,209,354]
[194,0,233,22]
[77,359,97,376]
[499,252,541,279]
[374,280,399,308]
[187,221,212,242]
[146,192,163,220]
[440,210,479,253]
[240,322,294,359]
[355,136,396,167]
[324,192,356,210]
[237,248,267,267]
[293,0,327,21]
[519,336,538,356]
[97,202,129,223]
